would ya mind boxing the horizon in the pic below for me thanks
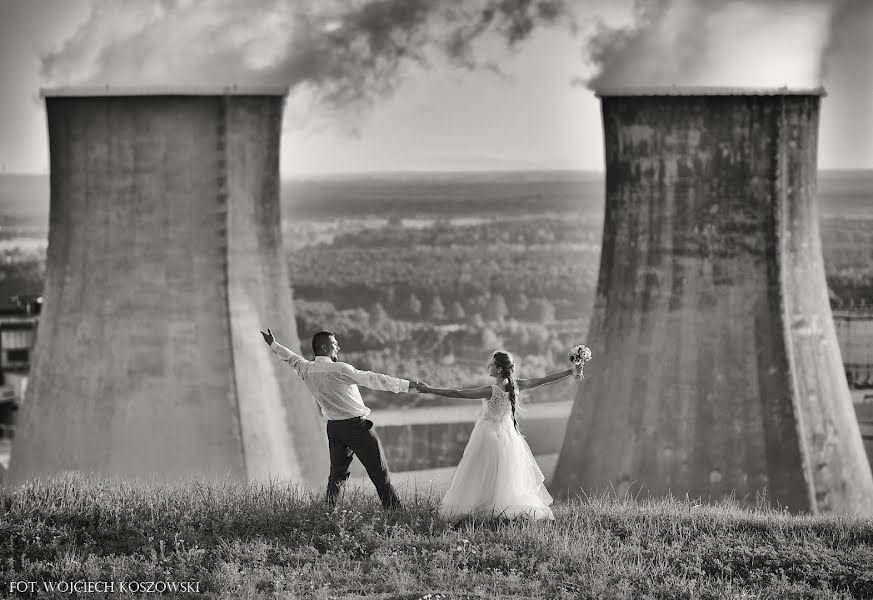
[2,167,873,180]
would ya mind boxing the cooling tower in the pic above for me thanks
[552,88,873,515]
[8,87,328,485]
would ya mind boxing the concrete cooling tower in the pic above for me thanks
[8,87,328,485]
[551,88,873,515]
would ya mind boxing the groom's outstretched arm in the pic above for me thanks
[261,328,309,378]
[336,364,413,394]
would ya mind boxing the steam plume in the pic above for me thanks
[584,0,845,90]
[41,0,568,118]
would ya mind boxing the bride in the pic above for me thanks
[417,351,579,522]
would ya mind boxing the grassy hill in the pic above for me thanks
[1,473,871,599]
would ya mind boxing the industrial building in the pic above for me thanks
[8,88,327,485]
[552,88,873,515]
[0,295,40,438]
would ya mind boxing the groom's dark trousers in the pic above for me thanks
[326,416,401,510]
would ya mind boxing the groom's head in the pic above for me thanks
[312,330,339,361]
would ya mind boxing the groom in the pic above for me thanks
[261,328,422,510]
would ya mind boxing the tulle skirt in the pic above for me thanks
[438,417,555,522]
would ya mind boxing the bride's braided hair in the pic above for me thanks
[492,351,521,433]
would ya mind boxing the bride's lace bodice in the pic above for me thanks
[480,384,514,423]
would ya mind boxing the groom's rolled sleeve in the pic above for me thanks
[338,364,409,393]
[270,341,309,378]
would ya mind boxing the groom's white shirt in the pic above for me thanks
[270,341,410,420]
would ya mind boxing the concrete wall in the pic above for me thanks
[369,400,871,478]
[834,311,873,385]
[552,92,873,515]
[8,93,327,485]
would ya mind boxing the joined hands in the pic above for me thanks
[409,381,429,393]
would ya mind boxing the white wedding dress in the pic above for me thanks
[438,383,555,522]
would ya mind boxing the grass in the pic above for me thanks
[1,474,872,599]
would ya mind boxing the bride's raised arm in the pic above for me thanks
[517,368,575,392]
[417,384,492,399]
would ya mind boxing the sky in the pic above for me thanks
[0,0,871,176]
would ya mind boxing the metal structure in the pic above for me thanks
[8,88,327,484]
[552,88,873,515]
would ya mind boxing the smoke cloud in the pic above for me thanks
[584,0,845,91]
[41,0,568,120]
[818,0,873,167]
[39,0,866,137]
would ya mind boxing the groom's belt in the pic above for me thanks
[329,415,374,430]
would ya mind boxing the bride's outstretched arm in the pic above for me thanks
[417,384,492,399]
[517,368,574,392]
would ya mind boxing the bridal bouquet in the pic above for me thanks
[568,344,592,380]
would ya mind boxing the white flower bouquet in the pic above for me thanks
[568,344,592,380]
